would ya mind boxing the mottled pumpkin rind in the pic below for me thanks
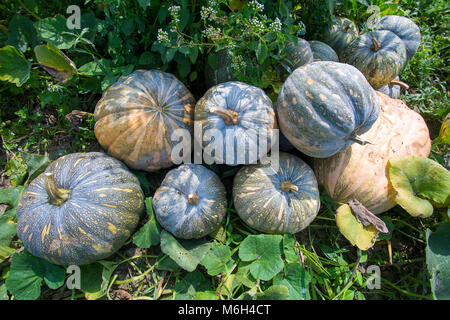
[233,152,320,234]
[153,164,227,239]
[322,17,359,58]
[341,30,407,89]
[313,92,431,214]
[94,69,196,172]
[276,61,380,158]
[282,38,314,72]
[309,40,339,62]
[16,152,145,266]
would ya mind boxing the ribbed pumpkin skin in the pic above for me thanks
[341,30,407,89]
[283,38,313,72]
[153,164,227,239]
[205,50,235,89]
[314,92,431,214]
[378,15,421,62]
[309,40,339,62]
[322,17,359,58]
[233,152,320,234]
[195,81,275,166]
[276,61,380,158]
[16,152,145,265]
[94,70,196,171]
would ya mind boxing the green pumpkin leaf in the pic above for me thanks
[132,198,161,248]
[173,270,212,300]
[160,230,213,272]
[5,251,66,300]
[426,222,450,300]
[4,156,27,187]
[273,263,311,300]
[0,246,16,263]
[388,157,450,218]
[6,14,38,52]
[0,186,25,208]
[155,253,180,272]
[282,234,298,263]
[238,234,284,281]
[0,215,17,248]
[433,114,450,145]
[336,204,379,251]
[80,263,104,300]
[34,14,74,50]
[0,45,31,87]
[34,42,77,83]
[19,152,51,184]
[200,241,235,276]
[256,285,290,300]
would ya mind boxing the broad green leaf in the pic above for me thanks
[256,41,268,65]
[155,253,180,272]
[6,14,38,52]
[35,15,74,49]
[0,186,25,208]
[273,263,311,300]
[238,234,284,281]
[283,234,298,263]
[132,198,161,248]
[34,42,77,83]
[221,261,256,297]
[388,157,450,218]
[433,114,450,145]
[160,230,213,272]
[200,242,235,276]
[256,285,290,300]
[426,222,450,300]
[0,215,17,247]
[5,251,65,300]
[336,204,379,251]
[4,156,27,187]
[0,284,8,300]
[0,246,16,263]
[80,263,104,300]
[0,45,31,86]
[20,152,51,183]
[173,270,211,300]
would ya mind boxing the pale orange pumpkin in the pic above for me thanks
[313,92,431,214]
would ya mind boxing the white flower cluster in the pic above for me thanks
[248,0,264,13]
[249,17,265,34]
[232,55,247,73]
[169,5,181,23]
[200,6,217,21]
[270,17,282,32]
[202,26,222,39]
[157,29,170,43]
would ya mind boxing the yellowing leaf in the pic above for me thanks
[336,204,379,251]
[433,114,450,145]
[34,42,77,83]
[0,45,30,86]
[388,157,450,218]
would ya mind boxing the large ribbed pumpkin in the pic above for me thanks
[322,17,359,58]
[94,70,196,171]
[276,61,380,158]
[282,37,313,72]
[16,152,145,265]
[309,40,339,62]
[195,81,276,166]
[314,92,431,214]
[341,30,407,89]
[377,15,421,62]
[153,164,227,239]
[233,152,320,234]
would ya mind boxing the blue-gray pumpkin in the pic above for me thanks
[195,81,276,166]
[377,15,421,62]
[282,37,313,73]
[94,69,196,171]
[233,152,320,233]
[16,152,145,265]
[322,17,359,58]
[153,164,227,239]
[341,30,407,89]
[276,61,380,158]
[308,40,339,62]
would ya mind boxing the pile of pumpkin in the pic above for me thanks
[15,15,431,266]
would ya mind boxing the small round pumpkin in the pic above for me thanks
[16,152,145,265]
[94,69,196,171]
[153,164,227,239]
[377,15,421,62]
[341,30,407,89]
[195,81,276,166]
[233,152,320,234]
[314,92,431,214]
[309,40,339,62]
[322,17,359,58]
[276,61,380,158]
[282,37,313,72]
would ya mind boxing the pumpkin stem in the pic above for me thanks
[213,108,239,125]
[280,180,298,193]
[389,80,409,90]
[370,37,381,52]
[187,192,200,205]
[342,24,350,33]
[45,173,71,206]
